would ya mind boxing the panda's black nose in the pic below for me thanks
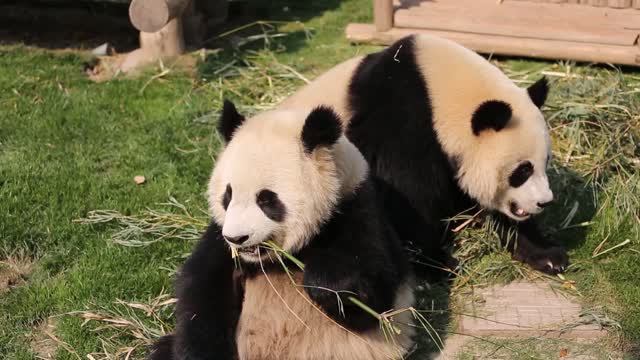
[537,200,552,208]
[224,235,249,245]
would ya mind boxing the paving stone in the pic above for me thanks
[458,281,607,338]
[432,282,610,359]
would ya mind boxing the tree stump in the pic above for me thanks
[121,0,191,73]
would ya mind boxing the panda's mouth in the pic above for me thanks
[237,244,260,256]
[509,202,530,219]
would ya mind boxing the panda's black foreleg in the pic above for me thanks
[303,249,394,332]
[496,215,569,275]
[160,221,243,360]
[148,335,175,360]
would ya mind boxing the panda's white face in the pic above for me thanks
[208,106,367,263]
[455,89,554,221]
[210,112,335,263]
[218,182,287,262]
[413,36,555,221]
[496,144,554,221]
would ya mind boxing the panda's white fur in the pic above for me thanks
[237,272,415,360]
[280,34,568,275]
[150,105,415,360]
[280,56,364,125]
[412,37,553,219]
[208,109,369,261]
[209,109,413,358]
[280,34,552,221]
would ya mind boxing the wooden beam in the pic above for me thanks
[412,0,640,29]
[129,0,191,33]
[345,23,640,66]
[608,0,632,8]
[394,0,640,46]
[374,0,393,32]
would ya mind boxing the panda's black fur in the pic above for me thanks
[346,36,470,273]
[148,107,413,360]
[345,36,568,275]
[280,35,568,276]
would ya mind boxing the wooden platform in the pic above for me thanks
[346,0,640,66]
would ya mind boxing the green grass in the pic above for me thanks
[454,337,620,360]
[1,0,639,358]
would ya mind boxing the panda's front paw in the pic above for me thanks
[524,247,569,275]
[303,253,362,313]
[304,266,361,306]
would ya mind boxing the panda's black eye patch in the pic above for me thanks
[256,189,286,222]
[222,184,232,210]
[509,161,534,188]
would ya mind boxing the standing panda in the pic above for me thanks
[280,34,568,275]
[149,102,415,360]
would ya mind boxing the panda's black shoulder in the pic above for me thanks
[347,35,422,112]
[305,177,409,278]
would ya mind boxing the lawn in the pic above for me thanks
[0,0,638,359]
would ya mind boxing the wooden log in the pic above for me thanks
[414,0,640,28]
[374,0,393,32]
[121,18,185,73]
[129,0,191,33]
[394,0,640,46]
[345,23,640,66]
[140,18,184,57]
[608,0,632,7]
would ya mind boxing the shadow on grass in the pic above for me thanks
[543,164,598,254]
[0,0,341,53]
[0,1,138,51]
[407,280,453,358]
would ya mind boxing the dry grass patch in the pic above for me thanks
[67,293,176,359]
[0,251,34,293]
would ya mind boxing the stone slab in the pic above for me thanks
[458,282,607,338]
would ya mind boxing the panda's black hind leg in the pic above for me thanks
[147,335,174,360]
[497,215,569,275]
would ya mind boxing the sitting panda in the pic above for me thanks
[149,102,414,360]
[280,34,568,275]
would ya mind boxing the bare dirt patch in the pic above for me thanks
[30,318,59,360]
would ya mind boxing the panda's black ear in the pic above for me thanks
[471,100,512,136]
[301,106,343,154]
[218,100,245,143]
[527,76,549,108]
